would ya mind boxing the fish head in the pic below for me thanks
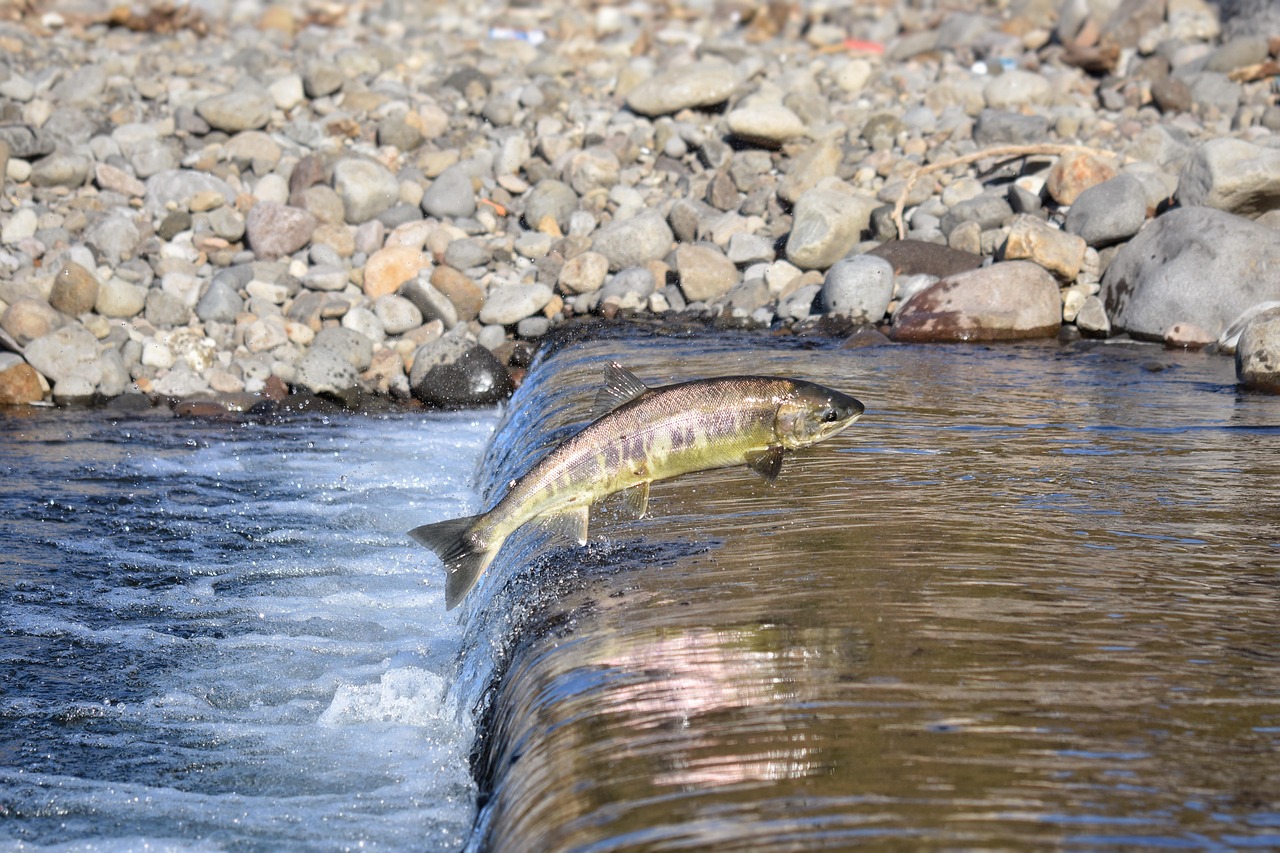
[775,381,865,449]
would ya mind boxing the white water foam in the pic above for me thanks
[0,410,497,851]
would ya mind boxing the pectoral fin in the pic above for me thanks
[618,481,651,519]
[539,505,591,546]
[744,446,785,482]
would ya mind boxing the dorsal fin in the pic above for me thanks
[593,362,650,415]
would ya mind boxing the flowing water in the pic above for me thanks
[2,331,1279,851]
[454,332,1280,852]
[0,407,496,850]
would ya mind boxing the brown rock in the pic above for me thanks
[1001,215,1087,280]
[867,239,983,278]
[674,244,740,303]
[363,245,431,300]
[1046,152,1118,206]
[430,265,484,322]
[244,202,317,260]
[891,261,1062,342]
[0,361,44,405]
[1,297,66,346]
[50,261,100,316]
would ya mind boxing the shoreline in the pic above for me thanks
[2,0,1279,411]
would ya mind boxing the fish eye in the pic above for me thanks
[821,407,840,423]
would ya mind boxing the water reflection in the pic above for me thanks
[461,335,1280,851]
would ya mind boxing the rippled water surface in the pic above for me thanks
[3,333,1278,852]
[456,334,1280,852]
[0,407,497,850]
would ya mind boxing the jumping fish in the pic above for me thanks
[410,362,865,609]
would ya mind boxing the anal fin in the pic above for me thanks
[618,481,651,519]
[539,505,591,546]
[744,446,785,482]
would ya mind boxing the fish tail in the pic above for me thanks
[408,514,499,610]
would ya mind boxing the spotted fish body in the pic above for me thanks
[410,363,864,609]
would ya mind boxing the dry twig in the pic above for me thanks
[891,143,1120,240]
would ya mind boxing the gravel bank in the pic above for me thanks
[1,0,1279,411]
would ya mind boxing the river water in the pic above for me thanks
[2,331,1279,851]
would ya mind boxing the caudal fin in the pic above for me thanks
[408,514,498,610]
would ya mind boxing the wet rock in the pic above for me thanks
[625,61,739,117]
[364,245,432,300]
[591,212,674,271]
[0,358,44,405]
[1176,138,1280,218]
[1064,175,1148,248]
[1235,308,1280,393]
[333,158,401,224]
[313,326,374,372]
[785,187,879,270]
[245,202,317,260]
[1101,207,1280,341]
[409,331,514,408]
[1002,215,1087,280]
[891,261,1061,342]
[821,254,895,323]
[868,240,984,278]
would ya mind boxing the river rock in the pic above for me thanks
[401,275,459,327]
[591,212,674,271]
[625,61,739,117]
[245,202,317,260]
[365,245,432,299]
[144,170,236,217]
[195,90,274,133]
[1235,308,1280,393]
[195,277,244,323]
[821,254,895,323]
[1101,207,1280,341]
[2,207,37,245]
[480,283,553,326]
[867,240,984,278]
[374,294,424,335]
[409,331,513,408]
[785,187,879,270]
[1176,138,1280,218]
[30,151,92,188]
[1046,152,1119,206]
[983,69,1052,109]
[523,179,579,231]
[726,101,807,147]
[778,139,842,206]
[333,158,400,224]
[313,326,374,371]
[431,266,484,321]
[1075,294,1111,336]
[2,298,66,346]
[891,261,1061,342]
[0,359,43,405]
[557,251,609,294]
[674,244,740,303]
[24,324,100,383]
[95,278,147,318]
[1002,215,1087,280]
[421,163,476,219]
[85,211,143,265]
[294,345,359,399]
[1064,175,1148,248]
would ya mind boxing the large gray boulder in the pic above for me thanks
[1101,207,1280,341]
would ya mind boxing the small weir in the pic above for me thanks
[452,332,1280,851]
